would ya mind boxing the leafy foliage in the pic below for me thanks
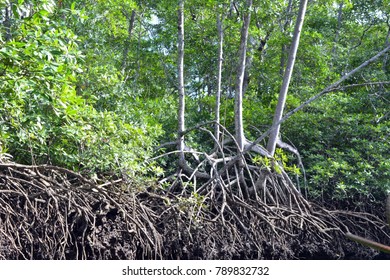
[0,1,161,176]
[0,0,389,202]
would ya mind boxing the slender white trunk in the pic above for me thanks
[214,13,224,147]
[280,0,294,76]
[234,0,252,152]
[266,0,308,156]
[177,0,185,165]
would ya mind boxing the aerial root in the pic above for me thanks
[155,127,389,258]
[0,160,389,259]
[0,162,162,260]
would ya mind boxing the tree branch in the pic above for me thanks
[247,44,390,154]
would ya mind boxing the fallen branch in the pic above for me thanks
[346,232,390,254]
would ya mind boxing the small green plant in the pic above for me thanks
[252,149,301,176]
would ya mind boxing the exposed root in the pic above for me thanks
[0,157,389,259]
[0,163,162,260]
[153,123,390,259]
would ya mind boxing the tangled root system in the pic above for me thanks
[0,161,389,259]
[0,163,162,259]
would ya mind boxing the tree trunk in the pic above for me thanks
[332,2,343,57]
[279,0,293,76]
[330,2,343,74]
[242,50,252,96]
[383,26,390,71]
[121,9,136,70]
[4,1,12,41]
[214,12,224,147]
[266,0,308,156]
[177,0,186,166]
[387,193,390,227]
[234,0,252,152]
